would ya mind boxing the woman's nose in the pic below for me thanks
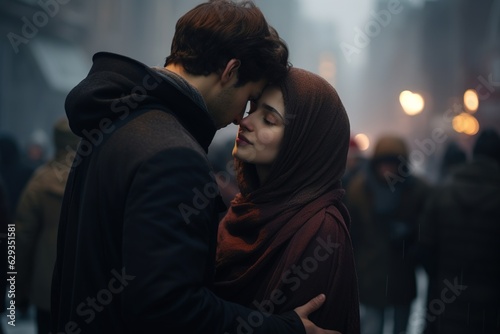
[239,114,254,131]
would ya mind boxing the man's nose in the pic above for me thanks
[232,108,247,125]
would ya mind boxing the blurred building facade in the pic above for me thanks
[350,0,500,178]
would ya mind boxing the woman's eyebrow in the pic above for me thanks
[263,103,284,121]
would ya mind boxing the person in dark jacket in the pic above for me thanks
[419,128,500,334]
[0,134,34,324]
[0,134,34,219]
[437,141,467,184]
[342,137,367,195]
[215,68,360,333]
[17,118,80,334]
[346,135,430,334]
[51,1,336,334]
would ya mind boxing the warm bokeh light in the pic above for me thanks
[463,89,479,112]
[354,133,370,151]
[399,90,425,115]
[452,113,466,133]
[452,112,480,136]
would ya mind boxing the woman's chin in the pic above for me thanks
[233,150,254,164]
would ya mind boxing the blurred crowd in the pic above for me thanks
[339,129,500,334]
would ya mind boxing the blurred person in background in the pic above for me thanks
[0,133,34,322]
[342,137,367,193]
[51,1,336,333]
[436,141,467,185]
[215,68,360,333]
[25,141,47,170]
[16,117,80,334]
[418,128,500,334]
[346,135,430,334]
[0,133,34,219]
[416,139,467,334]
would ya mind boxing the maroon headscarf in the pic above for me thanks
[215,68,360,332]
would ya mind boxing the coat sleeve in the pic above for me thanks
[121,148,305,334]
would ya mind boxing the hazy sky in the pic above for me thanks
[299,0,374,41]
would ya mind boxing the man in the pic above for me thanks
[51,1,337,333]
[17,118,80,334]
[346,135,429,334]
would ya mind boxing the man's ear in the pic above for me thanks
[220,59,241,85]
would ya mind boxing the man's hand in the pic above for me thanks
[294,294,342,334]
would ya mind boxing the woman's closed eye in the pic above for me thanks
[263,113,278,126]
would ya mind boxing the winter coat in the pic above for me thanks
[50,52,303,334]
[347,168,429,307]
[16,154,71,311]
[419,158,500,333]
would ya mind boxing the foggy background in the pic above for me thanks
[1,0,500,181]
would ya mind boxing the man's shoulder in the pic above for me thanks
[108,109,207,159]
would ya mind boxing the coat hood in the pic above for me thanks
[65,52,216,151]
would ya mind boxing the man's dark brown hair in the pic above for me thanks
[165,0,289,86]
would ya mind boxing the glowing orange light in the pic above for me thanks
[463,89,479,113]
[453,113,479,136]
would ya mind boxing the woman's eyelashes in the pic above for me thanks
[246,110,277,126]
[263,113,277,126]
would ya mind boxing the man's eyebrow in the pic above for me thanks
[263,103,284,121]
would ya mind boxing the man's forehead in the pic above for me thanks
[254,79,269,97]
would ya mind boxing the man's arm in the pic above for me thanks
[121,148,307,333]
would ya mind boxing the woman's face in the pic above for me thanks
[233,86,285,167]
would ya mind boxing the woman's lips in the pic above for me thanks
[237,134,252,145]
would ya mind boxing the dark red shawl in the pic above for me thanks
[214,68,360,333]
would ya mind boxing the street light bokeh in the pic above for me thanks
[452,112,480,136]
[354,133,370,151]
[399,90,425,116]
[463,89,479,113]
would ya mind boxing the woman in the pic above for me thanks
[214,68,360,333]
